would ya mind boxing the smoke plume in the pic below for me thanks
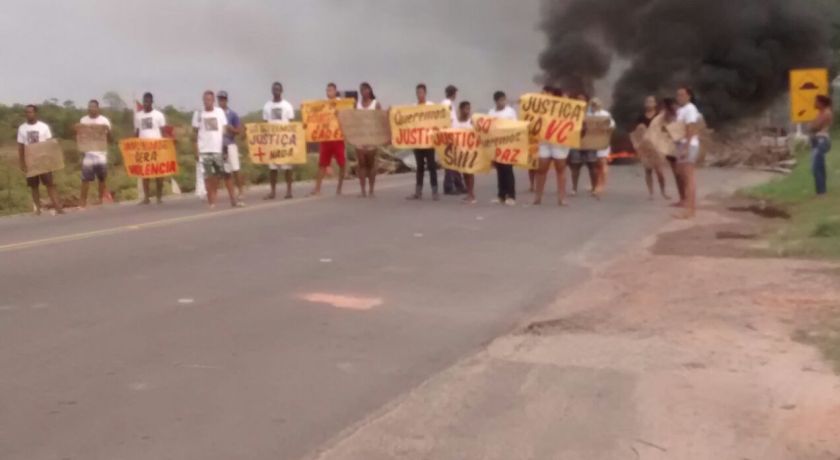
[538,0,833,128]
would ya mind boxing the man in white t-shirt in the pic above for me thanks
[17,104,63,215]
[452,101,478,204]
[407,83,440,201]
[134,92,168,204]
[192,90,239,209]
[488,91,518,205]
[261,81,296,200]
[674,86,703,218]
[78,99,113,208]
[442,84,467,195]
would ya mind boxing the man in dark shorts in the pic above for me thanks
[17,105,63,215]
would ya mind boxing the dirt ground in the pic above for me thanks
[315,197,840,460]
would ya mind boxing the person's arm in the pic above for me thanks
[106,120,114,144]
[191,111,200,160]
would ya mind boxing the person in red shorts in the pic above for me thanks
[311,82,347,196]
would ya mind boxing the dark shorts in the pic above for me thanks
[26,172,54,188]
[568,150,597,164]
[319,141,347,168]
[81,162,107,182]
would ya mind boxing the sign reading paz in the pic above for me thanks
[473,116,530,168]
[301,99,355,142]
[389,104,451,149]
[119,138,179,178]
[25,139,65,178]
[337,110,392,148]
[519,93,587,149]
[246,122,307,165]
[434,129,493,175]
[579,116,613,151]
[790,68,829,123]
[76,124,109,152]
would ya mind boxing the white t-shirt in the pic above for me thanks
[79,115,112,161]
[134,110,166,139]
[191,107,228,154]
[442,98,457,125]
[262,100,295,124]
[488,105,518,121]
[17,121,52,145]
[452,118,473,130]
[676,103,702,146]
[357,99,378,110]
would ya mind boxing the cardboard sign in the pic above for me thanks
[434,129,493,174]
[519,93,588,148]
[473,115,530,168]
[119,138,179,178]
[300,99,355,142]
[337,110,392,148]
[24,139,65,178]
[630,126,661,169]
[790,68,829,122]
[579,116,613,150]
[76,124,109,152]
[389,104,451,149]
[642,115,677,159]
[245,122,307,165]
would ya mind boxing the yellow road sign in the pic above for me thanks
[790,68,829,122]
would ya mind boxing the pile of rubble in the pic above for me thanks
[702,120,800,173]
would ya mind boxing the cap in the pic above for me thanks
[217,90,229,99]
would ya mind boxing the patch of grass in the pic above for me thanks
[745,127,840,259]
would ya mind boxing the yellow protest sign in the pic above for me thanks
[473,115,530,168]
[389,104,451,149]
[119,138,178,178]
[790,68,829,122]
[245,122,307,165]
[519,93,587,149]
[301,99,355,142]
[434,129,493,174]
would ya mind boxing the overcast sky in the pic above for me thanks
[0,0,545,113]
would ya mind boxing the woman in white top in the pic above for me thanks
[674,86,702,218]
[589,98,615,198]
[356,82,382,198]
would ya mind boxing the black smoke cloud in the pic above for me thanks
[538,0,833,128]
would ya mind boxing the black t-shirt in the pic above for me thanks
[637,112,657,128]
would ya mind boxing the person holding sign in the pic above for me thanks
[262,82,296,200]
[355,82,382,198]
[311,83,347,197]
[636,96,670,200]
[589,98,615,197]
[217,91,245,201]
[488,91,518,205]
[810,95,834,196]
[452,101,477,204]
[674,87,703,219]
[78,99,113,208]
[533,87,570,207]
[192,90,239,209]
[442,85,467,196]
[407,83,440,201]
[134,92,167,204]
[17,105,63,215]
[567,93,597,197]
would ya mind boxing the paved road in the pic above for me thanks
[0,167,745,460]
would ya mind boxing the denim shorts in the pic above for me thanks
[811,136,831,156]
[677,143,700,164]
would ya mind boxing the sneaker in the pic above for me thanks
[490,198,502,204]
[506,199,517,207]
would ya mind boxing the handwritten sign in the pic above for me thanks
[434,129,493,175]
[519,93,587,149]
[630,126,661,169]
[24,139,65,178]
[301,99,355,142]
[473,116,530,168]
[337,110,392,148]
[119,138,179,178]
[76,124,109,152]
[245,122,307,165]
[389,104,451,149]
[579,116,613,150]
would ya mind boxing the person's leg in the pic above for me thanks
[357,150,369,197]
[224,173,238,206]
[570,163,582,195]
[312,167,327,196]
[594,158,608,196]
[265,168,278,199]
[495,163,505,202]
[43,174,63,214]
[154,178,164,203]
[408,150,424,199]
[533,159,551,205]
[644,167,654,199]
[443,169,455,195]
[367,152,378,197]
[426,150,439,199]
[205,174,217,206]
[528,169,536,193]
[335,144,346,196]
[454,169,466,194]
[667,157,685,206]
[586,161,598,194]
[812,139,828,195]
[284,168,294,199]
[655,164,670,200]
[80,181,90,208]
[462,174,475,203]
[97,166,108,203]
[554,159,568,206]
[504,164,516,201]
[684,163,696,217]
[141,179,151,204]
[27,177,41,214]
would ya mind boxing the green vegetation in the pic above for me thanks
[0,100,318,216]
[746,127,840,258]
